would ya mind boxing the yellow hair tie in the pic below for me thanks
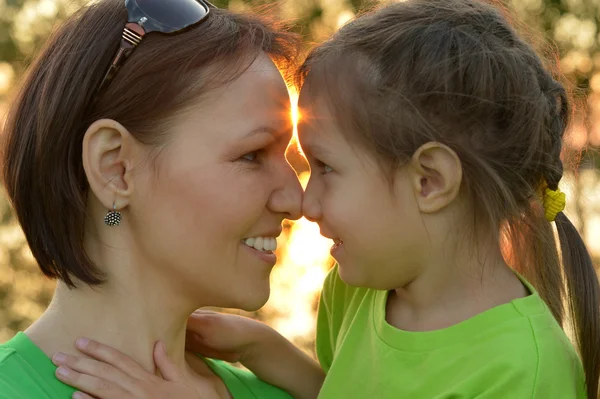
[542,187,566,222]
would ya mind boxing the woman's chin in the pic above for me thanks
[236,285,271,312]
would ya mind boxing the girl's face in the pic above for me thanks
[298,94,430,290]
[128,54,303,310]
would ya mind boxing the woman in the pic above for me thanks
[0,0,306,397]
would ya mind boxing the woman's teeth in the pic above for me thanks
[243,237,278,252]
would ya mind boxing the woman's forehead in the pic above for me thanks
[167,56,292,142]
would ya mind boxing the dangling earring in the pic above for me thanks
[104,202,121,227]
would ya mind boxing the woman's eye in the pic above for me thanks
[241,151,259,162]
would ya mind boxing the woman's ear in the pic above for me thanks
[82,119,137,211]
[408,142,462,213]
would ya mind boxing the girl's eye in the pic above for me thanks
[316,159,333,174]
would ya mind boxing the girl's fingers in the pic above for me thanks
[153,341,182,382]
[72,391,96,399]
[191,309,217,316]
[55,366,130,399]
[186,313,213,335]
[52,352,138,394]
[185,333,242,363]
[74,338,147,380]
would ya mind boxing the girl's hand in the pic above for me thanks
[186,310,324,399]
[185,310,275,363]
[52,338,220,399]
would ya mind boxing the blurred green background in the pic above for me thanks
[0,0,599,355]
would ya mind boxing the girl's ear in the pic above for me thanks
[408,142,462,213]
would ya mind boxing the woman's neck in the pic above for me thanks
[24,216,207,373]
[26,275,196,374]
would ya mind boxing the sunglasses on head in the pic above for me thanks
[96,0,212,97]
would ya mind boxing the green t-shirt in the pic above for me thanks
[0,332,292,399]
[316,265,586,398]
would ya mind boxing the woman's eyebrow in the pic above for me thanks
[242,126,294,146]
[243,126,288,138]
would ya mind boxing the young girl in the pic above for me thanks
[51,0,599,398]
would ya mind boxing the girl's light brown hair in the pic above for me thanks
[298,0,599,396]
[2,0,299,288]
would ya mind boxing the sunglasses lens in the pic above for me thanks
[128,0,209,32]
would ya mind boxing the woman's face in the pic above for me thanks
[129,54,302,311]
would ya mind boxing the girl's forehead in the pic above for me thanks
[297,110,353,158]
[297,87,337,124]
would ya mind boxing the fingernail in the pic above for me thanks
[75,338,89,349]
[73,392,84,399]
[57,366,70,377]
[53,352,67,364]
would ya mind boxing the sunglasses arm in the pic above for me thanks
[95,22,146,98]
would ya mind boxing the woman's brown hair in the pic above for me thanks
[2,0,298,288]
[298,0,599,396]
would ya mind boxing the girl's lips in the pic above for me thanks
[330,239,344,256]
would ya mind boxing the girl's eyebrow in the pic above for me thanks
[301,142,332,159]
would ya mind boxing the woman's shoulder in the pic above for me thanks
[0,333,76,398]
[203,357,294,399]
[0,336,18,363]
[0,332,38,375]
